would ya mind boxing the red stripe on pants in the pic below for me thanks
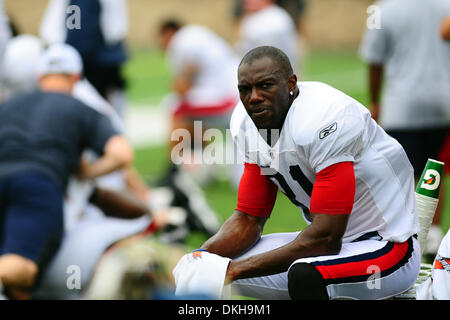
[315,241,409,280]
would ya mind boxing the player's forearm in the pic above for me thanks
[226,215,345,282]
[369,64,383,104]
[123,166,150,202]
[201,210,265,259]
[441,16,450,40]
[79,136,134,180]
[89,187,149,219]
[173,64,197,96]
[173,76,193,97]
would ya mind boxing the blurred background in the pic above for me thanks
[5,0,372,106]
[0,0,450,299]
[4,0,448,244]
[6,0,371,48]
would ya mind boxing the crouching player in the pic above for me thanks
[174,46,421,300]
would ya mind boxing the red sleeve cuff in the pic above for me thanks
[236,163,278,218]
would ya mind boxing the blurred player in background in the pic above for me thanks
[174,46,421,300]
[234,0,307,31]
[441,14,450,40]
[359,0,450,260]
[29,43,153,299]
[158,20,243,190]
[0,38,187,299]
[234,0,301,74]
[418,16,450,300]
[0,34,42,102]
[0,0,11,80]
[40,0,129,117]
[0,41,134,299]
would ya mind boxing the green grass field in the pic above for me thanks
[125,48,450,248]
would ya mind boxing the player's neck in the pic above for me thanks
[39,75,76,94]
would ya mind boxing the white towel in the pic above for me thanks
[173,250,231,299]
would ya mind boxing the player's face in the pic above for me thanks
[159,29,175,51]
[238,56,292,130]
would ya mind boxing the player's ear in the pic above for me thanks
[287,74,297,92]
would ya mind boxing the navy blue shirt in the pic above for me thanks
[65,0,127,67]
[0,91,118,190]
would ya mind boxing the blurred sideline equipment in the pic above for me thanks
[394,158,445,299]
[0,0,11,74]
[0,37,221,300]
[415,159,444,254]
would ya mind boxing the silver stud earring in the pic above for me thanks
[289,91,294,96]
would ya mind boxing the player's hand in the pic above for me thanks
[173,249,231,298]
[77,159,91,180]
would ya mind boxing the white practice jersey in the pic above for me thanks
[167,25,239,107]
[231,81,420,243]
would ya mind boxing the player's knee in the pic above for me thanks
[287,263,329,300]
[0,254,38,288]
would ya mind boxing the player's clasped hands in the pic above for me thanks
[172,249,231,299]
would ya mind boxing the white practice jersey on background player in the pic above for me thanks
[236,4,300,74]
[167,25,239,107]
[231,81,420,243]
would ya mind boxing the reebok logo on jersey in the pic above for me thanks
[319,122,337,139]
[420,169,440,191]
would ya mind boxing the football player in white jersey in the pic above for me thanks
[235,0,300,74]
[187,46,422,300]
[158,20,243,188]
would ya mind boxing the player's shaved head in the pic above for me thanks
[237,46,298,132]
[239,46,294,79]
[158,19,183,51]
[159,19,182,34]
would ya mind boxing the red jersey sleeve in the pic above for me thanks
[236,163,278,218]
[310,161,355,215]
